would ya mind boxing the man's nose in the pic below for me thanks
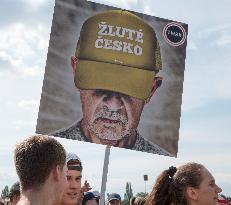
[69,180,78,189]
[103,91,124,111]
[216,185,222,193]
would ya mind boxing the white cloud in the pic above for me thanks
[182,62,231,112]
[0,23,33,65]
[18,99,40,118]
[91,0,138,10]
[0,171,17,183]
[186,39,197,50]
[195,23,231,48]
[0,51,15,66]
[12,120,36,129]
[213,33,231,47]
[18,99,38,109]
[197,23,231,39]
[215,173,231,184]
[0,23,49,76]
[19,0,47,10]
[17,65,44,77]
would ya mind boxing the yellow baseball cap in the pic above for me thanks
[74,10,162,100]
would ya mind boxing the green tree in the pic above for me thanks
[227,196,231,202]
[1,185,9,199]
[122,182,133,205]
[136,192,148,198]
[122,199,130,205]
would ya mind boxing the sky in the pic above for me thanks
[0,0,231,198]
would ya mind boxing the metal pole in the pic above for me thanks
[143,174,148,194]
[145,181,146,194]
[99,145,111,205]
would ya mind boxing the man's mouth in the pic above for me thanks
[97,117,122,124]
[88,112,129,141]
[67,192,77,199]
[93,110,128,125]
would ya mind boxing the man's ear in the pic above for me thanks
[145,76,162,104]
[186,186,199,201]
[71,56,77,75]
[52,165,61,182]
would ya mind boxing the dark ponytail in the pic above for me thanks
[145,163,204,205]
[145,166,177,205]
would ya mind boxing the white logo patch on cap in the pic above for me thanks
[95,21,143,56]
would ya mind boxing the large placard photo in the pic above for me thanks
[36,0,188,156]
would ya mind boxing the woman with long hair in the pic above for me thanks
[145,162,222,205]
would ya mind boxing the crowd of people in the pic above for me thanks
[0,135,225,205]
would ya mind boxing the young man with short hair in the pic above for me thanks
[15,135,67,205]
[59,152,91,205]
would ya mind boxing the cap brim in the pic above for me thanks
[75,60,155,100]
[109,198,120,202]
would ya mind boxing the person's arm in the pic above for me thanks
[77,180,92,205]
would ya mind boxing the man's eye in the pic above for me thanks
[210,183,215,187]
[95,90,105,96]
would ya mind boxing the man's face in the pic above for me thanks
[79,89,145,147]
[85,198,99,205]
[61,167,82,205]
[54,164,68,204]
[108,199,121,205]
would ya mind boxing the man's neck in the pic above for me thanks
[17,185,57,205]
